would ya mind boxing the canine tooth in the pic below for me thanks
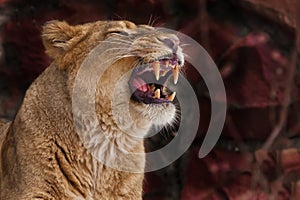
[153,61,160,80]
[154,89,161,99]
[173,65,179,84]
[167,92,176,101]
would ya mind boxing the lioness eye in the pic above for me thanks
[108,31,129,36]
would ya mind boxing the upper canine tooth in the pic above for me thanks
[153,61,160,80]
[154,89,161,99]
[173,64,179,84]
[167,92,176,101]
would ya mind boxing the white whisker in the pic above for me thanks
[101,41,131,45]
[98,48,132,58]
[182,53,191,60]
[106,37,134,44]
[180,43,192,47]
[100,53,136,66]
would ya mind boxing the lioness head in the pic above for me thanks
[42,20,184,138]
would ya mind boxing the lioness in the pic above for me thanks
[0,20,183,199]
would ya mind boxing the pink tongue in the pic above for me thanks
[132,77,148,92]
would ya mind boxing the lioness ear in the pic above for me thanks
[42,20,86,60]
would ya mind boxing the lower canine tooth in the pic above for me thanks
[153,61,160,80]
[173,65,179,84]
[154,89,161,99]
[167,92,176,101]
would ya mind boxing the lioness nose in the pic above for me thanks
[162,38,179,52]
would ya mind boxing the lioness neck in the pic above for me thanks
[8,65,144,199]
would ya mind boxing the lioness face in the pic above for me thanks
[103,21,184,128]
[42,20,184,132]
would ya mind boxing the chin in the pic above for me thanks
[139,102,177,126]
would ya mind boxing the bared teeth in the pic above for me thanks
[153,61,160,80]
[167,92,176,101]
[173,64,179,84]
[154,89,161,99]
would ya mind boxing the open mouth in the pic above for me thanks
[129,54,181,104]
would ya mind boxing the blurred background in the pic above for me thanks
[0,0,300,199]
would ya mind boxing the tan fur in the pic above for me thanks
[0,20,181,199]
